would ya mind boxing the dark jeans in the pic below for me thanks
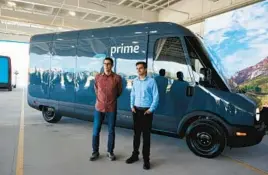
[92,110,116,153]
[132,106,153,162]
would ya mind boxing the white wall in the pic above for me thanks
[186,22,205,36]
[0,41,29,88]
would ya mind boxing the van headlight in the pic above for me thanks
[256,108,260,121]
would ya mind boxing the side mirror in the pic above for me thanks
[199,68,212,87]
[186,86,194,96]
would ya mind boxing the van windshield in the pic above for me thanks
[191,35,236,92]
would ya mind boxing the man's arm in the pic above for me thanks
[130,80,135,110]
[149,79,159,113]
[94,76,98,95]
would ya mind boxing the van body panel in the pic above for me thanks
[27,22,266,149]
[28,41,52,99]
[50,32,78,115]
[75,36,112,121]
[186,86,255,126]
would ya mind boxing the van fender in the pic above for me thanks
[27,94,59,112]
[177,111,232,138]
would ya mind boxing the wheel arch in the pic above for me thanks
[177,111,231,139]
[38,105,43,111]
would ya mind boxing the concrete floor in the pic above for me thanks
[1,88,268,175]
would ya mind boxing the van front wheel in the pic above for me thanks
[185,119,226,158]
[42,106,62,123]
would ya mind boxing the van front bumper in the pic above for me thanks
[227,121,266,148]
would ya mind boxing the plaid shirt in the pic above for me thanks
[94,72,122,112]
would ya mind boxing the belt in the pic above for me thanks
[134,106,149,110]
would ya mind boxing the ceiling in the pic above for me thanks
[0,0,183,37]
[0,0,263,41]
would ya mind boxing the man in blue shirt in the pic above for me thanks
[125,61,159,170]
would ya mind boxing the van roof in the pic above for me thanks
[30,22,195,43]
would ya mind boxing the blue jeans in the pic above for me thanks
[92,110,116,153]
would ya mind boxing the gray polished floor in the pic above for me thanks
[0,88,267,175]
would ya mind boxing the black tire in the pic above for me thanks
[185,119,226,158]
[8,86,12,91]
[42,106,62,123]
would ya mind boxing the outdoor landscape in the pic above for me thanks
[204,1,268,108]
[231,57,268,107]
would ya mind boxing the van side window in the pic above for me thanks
[184,37,205,83]
[153,37,192,84]
[152,37,192,116]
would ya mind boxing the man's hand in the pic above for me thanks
[132,107,136,113]
[144,110,152,115]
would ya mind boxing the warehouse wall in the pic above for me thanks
[0,41,29,87]
[186,22,205,36]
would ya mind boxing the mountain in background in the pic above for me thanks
[230,57,268,107]
[231,57,268,85]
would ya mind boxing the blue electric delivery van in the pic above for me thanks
[0,55,12,91]
[27,22,267,158]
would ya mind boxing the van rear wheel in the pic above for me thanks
[42,106,62,123]
[185,119,226,158]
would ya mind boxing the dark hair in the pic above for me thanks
[159,69,165,76]
[104,57,113,66]
[177,71,184,80]
[136,61,147,69]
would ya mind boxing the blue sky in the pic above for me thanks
[204,0,268,78]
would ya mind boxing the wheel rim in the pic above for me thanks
[189,125,221,156]
[196,132,212,147]
[43,107,55,120]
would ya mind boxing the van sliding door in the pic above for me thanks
[110,35,148,126]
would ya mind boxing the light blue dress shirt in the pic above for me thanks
[130,76,159,112]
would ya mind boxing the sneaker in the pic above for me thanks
[89,152,99,161]
[107,152,116,161]
[125,155,139,164]
[143,161,150,170]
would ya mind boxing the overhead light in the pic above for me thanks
[69,11,76,16]
[7,1,16,7]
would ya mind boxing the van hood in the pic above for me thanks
[205,87,257,114]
